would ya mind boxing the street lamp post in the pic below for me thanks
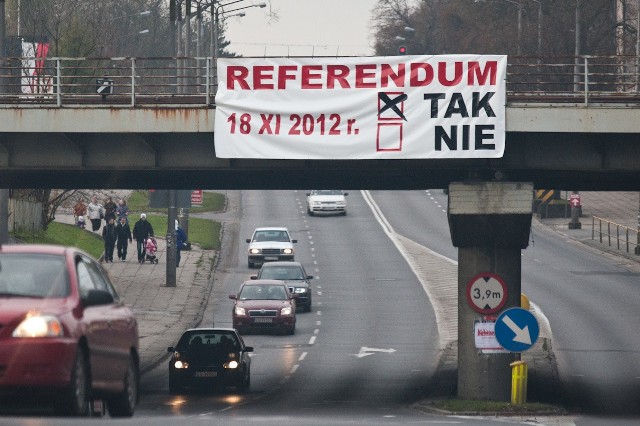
[211,1,266,94]
[475,0,523,55]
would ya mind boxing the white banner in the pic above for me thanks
[214,55,506,159]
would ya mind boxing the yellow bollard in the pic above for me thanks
[521,293,530,311]
[510,360,528,405]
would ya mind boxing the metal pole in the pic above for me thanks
[214,6,219,94]
[0,0,9,244]
[574,0,582,93]
[516,4,522,56]
[166,190,177,287]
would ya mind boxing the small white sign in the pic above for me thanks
[474,322,508,354]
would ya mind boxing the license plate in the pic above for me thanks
[194,371,217,378]
[264,256,278,261]
[254,317,273,323]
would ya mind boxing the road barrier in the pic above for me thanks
[591,216,640,255]
[0,55,639,107]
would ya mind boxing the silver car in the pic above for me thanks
[306,190,348,216]
[246,227,297,268]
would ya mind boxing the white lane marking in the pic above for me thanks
[316,321,321,326]
[314,329,319,335]
[317,291,323,296]
[299,352,307,361]
[317,310,322,315]
[309,336,317,345]
[290,364,299,374]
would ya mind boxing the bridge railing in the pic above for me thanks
[0,55,638,107]
[591,216,640,255]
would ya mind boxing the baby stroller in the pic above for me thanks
[76,216,86,229]
[143,237,159,264]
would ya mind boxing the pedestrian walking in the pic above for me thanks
[72,198,87,227]
[115,199,130,223]
[175,220,187,267]
[87,196,105,232]
[133,213,154,263]
[116,216,133,261]
[104,197,117,224]
[102,217,117,263]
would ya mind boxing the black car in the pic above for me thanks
[251,261,313,312]
[167,328,253,393]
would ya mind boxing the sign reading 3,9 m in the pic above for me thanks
[466,272,508,315]
[214,55,506,160]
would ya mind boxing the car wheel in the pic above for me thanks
[341,211,347,216]
[107,356,138,418]
[288,326,295,335]
[54,347,90,416]
[248,260,254,268]
[307,207,314,216]
[238,368,251,392]
[304,303,311,313]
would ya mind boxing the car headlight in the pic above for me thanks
[311,201,320,206]
[13,314,64,338]
[225,360,239,369]
[294,288,307,294]
[282,248,293,255]
[249,248,261,254]
[235,306,246,316]
[174,360,189,369]
[281,306,293,315]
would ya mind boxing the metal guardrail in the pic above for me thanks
[0,55,639,107]
[591,216,640,255]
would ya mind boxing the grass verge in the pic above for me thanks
[12,222,104,259]
[126,190,225,214]
[420,399,566,415]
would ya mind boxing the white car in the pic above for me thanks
[246,227,297,268]
[306,190,348,216]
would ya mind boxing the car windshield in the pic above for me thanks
[312,190,342,196]
[0,254,70,298]
[239,285,287,300]
[253,230,289,242]
[259,266,305,280]
[177,331,239,351]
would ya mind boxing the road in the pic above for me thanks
[3,190,639,425]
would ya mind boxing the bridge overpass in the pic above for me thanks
[1,55,639,190]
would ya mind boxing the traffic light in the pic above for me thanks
[398,45,407,55]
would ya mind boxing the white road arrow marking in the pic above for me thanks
[350,346,397,358]
[502,315,531,345]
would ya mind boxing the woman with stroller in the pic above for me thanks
[133,213,154,264]
[116,216,133,262]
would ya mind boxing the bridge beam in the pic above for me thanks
[448,181,533,401]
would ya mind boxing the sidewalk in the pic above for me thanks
[56,212,216,374]
[539,191,640,263]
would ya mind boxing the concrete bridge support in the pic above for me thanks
[448,181,533,401]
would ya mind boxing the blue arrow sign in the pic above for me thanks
[495,308,539,352]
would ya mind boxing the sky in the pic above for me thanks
[223,0,381,57]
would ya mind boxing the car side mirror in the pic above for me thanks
[292,239,298,243]
[306,275,313,280]
[229,294,237,300]
[246,238,251,243]
[306,193,310,196]
[167,346,175,353]
[250,275,258,280]
[244,346,254,353]
[344,193,349,196]
[83,289,114,307]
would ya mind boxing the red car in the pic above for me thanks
[229,280,297,335]
[0,244,139,417]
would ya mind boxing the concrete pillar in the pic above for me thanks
[448,181,533,401]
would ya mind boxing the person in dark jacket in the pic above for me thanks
[104,196,117,224]
[133,213,154,263]
[102,217,117,263]
[116,216,133,262]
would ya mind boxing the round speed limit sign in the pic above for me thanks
[466,272,508,315]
